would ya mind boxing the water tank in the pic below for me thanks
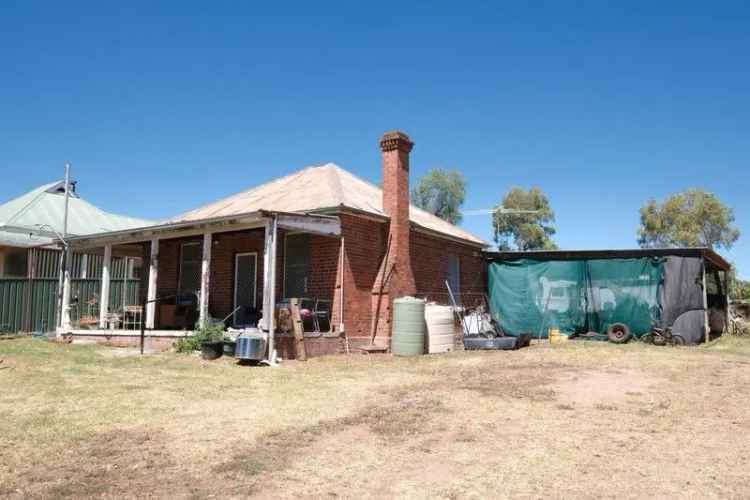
[391,297,426,356]
[425,304,454,354]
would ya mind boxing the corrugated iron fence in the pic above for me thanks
[0,249,140,334]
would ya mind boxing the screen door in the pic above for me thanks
[234,252,258,326]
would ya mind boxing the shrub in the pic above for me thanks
[733,320,750,337]
[175,324,225,353]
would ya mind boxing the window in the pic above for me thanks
[1,248,28,278]
[448,254,461,298]
[284,233,310,297]
[178,242,202,294]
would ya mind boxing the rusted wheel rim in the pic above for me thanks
[611,326,626,339]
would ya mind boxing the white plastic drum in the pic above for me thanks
[425,304,455,354]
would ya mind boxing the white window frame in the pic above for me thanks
[233,252,258,325]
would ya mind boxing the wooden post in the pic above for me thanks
[198,232,212,328]
[99,244,112,328]
[55,248,65,331]
[261,217,278,361]
[140,293,146,355]
[122,257,129,312]
[268,217,278,360]
[262,220,273,334]
[146,238,159,329]
[702,262,710,344]
[24,249,35,333]
[338,237,345,334]
[290,298,307,361]
[717,269,730,334]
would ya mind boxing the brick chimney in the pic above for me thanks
[379,130,416,298]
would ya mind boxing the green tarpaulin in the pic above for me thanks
[488,258,663,338]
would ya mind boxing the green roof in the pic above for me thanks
[0,181,152,247]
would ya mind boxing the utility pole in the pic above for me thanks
[57,163,72,333]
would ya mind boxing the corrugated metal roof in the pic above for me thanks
[171,163,486,246]
[0,180,152,247]
[485,248,731,271]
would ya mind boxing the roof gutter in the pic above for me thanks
[0,223,63,240]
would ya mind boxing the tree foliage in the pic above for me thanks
[493,187,557,251]
[728,266,750,301]
[638,189,740,250]
[410,169,466,224]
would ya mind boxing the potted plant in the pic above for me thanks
[198,324,226,360]
[222,335,237,357]
[175,324,226,359]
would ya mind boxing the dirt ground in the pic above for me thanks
[1,337,750,499]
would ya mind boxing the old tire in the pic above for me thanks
[607,323,632,344]
[672,334,686,346]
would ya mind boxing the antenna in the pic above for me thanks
[464,207,541,216]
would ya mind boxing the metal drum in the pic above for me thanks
[235,329,267,361]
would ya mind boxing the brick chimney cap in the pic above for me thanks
[379,130,414,152]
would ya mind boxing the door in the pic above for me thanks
[284,233,310,298]
[233,253,258,326]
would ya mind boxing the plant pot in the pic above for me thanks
[201,341,224,360]
[223,341,237,357]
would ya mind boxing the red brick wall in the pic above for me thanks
[209,229,266,319]
[337,213,387,341]
[336,212,485,347]
[155,237,186,299]
[152,230,268,326]
[410,231,486,307]
[140,216,485,358]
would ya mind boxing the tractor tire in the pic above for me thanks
[607,323,632,344]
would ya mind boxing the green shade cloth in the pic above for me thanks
[488,258,663,338]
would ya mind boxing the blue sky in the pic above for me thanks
[1,2,748,277]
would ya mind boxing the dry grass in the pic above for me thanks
[1,337,750,499]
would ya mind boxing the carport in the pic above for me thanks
[485,248,731,344]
